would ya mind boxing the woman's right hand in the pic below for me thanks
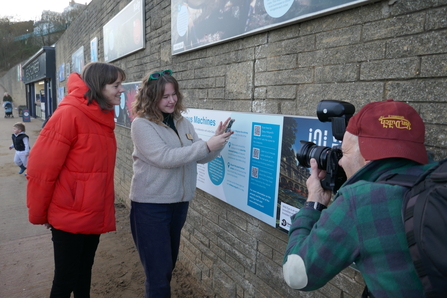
[214,117,232,135]
[206,131,233,152]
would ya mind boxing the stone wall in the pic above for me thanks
[0,63,27,107]
[2,0,447,297]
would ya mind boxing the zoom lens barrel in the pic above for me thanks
[296,141,331,170]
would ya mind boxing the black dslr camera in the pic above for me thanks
[296,100,355,193]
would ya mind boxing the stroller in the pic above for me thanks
[3,101,14,118]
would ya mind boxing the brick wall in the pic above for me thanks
[3,0,447,297]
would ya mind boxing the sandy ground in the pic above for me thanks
[91,203,207,298]
[0,111,207,297]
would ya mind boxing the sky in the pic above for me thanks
[1,0,92,22]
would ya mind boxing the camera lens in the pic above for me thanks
[296,141,331,169]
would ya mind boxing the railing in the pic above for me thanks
[13,24,67,41]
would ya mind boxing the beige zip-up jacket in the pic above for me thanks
[129,116,221,204]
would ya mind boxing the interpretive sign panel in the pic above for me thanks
[184,109,339,232]
[71,46,84,74]
[171,0,372,55]
[90,37,98,62]
[115,99,339,232]
[114,82,139,127]
[103,0,145,62]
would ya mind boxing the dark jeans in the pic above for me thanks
[50,228,100,298]
[130,201,189,298]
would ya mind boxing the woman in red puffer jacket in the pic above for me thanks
[27,62,126,297]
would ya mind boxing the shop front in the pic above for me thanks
[22,46,56,120]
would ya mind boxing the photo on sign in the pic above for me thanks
[103,0,145,62]
[277,116,337,232]
[71,46,84,74]
[17,65,22,82]
[171,0,373,54]
[58,63,65,82]
[114,82,139,128]
[58,87,65,103]
[65,62,71,78]
[90,37,98,62]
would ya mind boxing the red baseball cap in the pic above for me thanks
[346,99,428,164]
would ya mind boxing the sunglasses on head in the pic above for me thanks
[148,69,173,82]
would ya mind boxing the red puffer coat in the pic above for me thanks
[27,73,117,234]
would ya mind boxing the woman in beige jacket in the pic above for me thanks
[129,69,233,298]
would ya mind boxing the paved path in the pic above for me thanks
[0,107,203,298]
[0,113,53,297]
[0,112,146,298]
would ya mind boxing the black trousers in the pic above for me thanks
[50,228,100,298]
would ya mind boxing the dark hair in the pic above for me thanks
[132,71,185,123]
[14,122,25,132]
[81,62,126,110]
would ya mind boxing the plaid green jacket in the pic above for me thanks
[283,158,435,297]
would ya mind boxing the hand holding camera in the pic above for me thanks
[306,159,333,206]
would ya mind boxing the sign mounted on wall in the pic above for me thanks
[103,0,145,62]
[58,63,65,82]
[71,46,85,74]
[171,0,372,55]
[115,97,338,233]
[17,64,22,82]
[114,82,139,128]
[90,37,98,62]
[184,109,337,233]
[57,87,65,103]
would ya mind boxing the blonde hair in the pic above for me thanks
[132,71,185,124]
[13,122,25,132]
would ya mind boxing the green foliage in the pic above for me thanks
[0,17,42,72]
[0,5,86,74]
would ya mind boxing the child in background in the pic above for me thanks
[9,122,29,174]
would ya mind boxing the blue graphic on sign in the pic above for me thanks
[247,122,280,216]
[292,118,340,153]
[208,155,225,185]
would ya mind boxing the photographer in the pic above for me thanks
[283,99,434,297]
